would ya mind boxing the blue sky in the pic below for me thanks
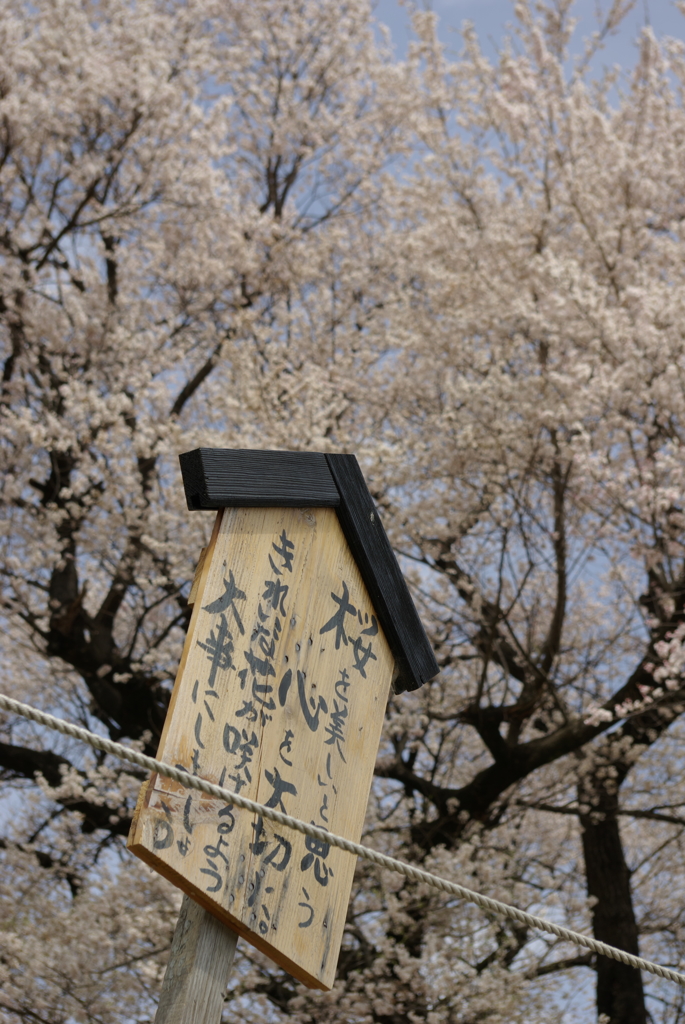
[374,0,685,68]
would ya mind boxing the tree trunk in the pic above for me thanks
[580,777,646,1024]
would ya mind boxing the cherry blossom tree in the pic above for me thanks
[3,2,685,1023]
[364,4,685,1022]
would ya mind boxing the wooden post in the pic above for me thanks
[155,894,238,1024]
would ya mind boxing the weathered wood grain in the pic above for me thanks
[129,506,394,989]
[180,448,339,509]
[154,894,238,1024]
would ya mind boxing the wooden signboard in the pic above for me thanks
[128,450,438,992]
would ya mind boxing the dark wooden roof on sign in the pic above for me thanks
[179,448,439,694]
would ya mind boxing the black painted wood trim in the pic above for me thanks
[178,448,439,692]
[325,454,439,694]
[179,449,339,509]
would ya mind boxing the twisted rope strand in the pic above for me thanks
[2,691,684,986]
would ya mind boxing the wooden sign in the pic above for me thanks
[128,450,438,992]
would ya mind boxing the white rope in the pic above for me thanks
[2,691,684,987]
